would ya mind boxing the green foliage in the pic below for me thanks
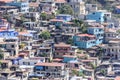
[49,13,55,19]
[100,69,107,76]
[71,19,88,33]
[90,62,97,69]
[58,5,74,15]
[19,43,25,50]
[66,38,73,45]
[40,12,47,20]
[79,72,84,77]
[72,70,79,76]
[40,31,50,40]
[72,70,84,77]
[0,54,3,60]
[117,29,120,33]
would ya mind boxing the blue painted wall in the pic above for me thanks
[86,12,105,23]
[0,30,18,38]
[115,8,120,14]
[73,27,104,48]
[7,2,21,7]
[87,27,104,44]
[56,14,72,21]
[73,36,96,48]
[63,57,76,63]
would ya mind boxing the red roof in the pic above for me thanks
[115,76,120,80]
[53,58,63,62]
[76,34,95,37]
[19,31,29,35]
[0,27,7,32]
[54,43,71,47]
[116,5,120,9]
[50,19,64,22]
[36,62,65,67]
[63,55,76,58]
[0,0,13,3]
[54,0,66,3]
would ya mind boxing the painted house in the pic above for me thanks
[21,1,29,12]
[87,26,104,45]
[37,46,53,60]
[50,19,64,27]
[32,62,69,80]
[56,14,72,22]
[39,0,57,14]
[54,43,71,58]
[23,22,38,30]
[0,28,19,56]
[55,0,66,9]
[73,34,96,49]
[18,57,45,69]
[0,30,18,38]
[66,60,79,70]
[114,5,120,14]
[86,11,105,23]
[63,55,77,63]
[0,6,18,14]
[23,12,40,21]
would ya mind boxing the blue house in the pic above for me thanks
[86,11,105,23]
[50,19,64,27]
[114,5,120,14]
[7,2,21,8]
[87,27,104,45]
[73,34,96,49]
[0,30,18,38]
[63,55,77,63]
[56,14,72,22]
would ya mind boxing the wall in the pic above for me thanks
[21,2,29,12]
[63,57,76,63]
[86,12,104,23]
[56,15,72,21]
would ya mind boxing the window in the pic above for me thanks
[46,66,48,69]
[93,12,95,15]
[28,62,30,65]
[23,62,25,65]
[11,45,14,48]
[37,72,40,74]
[112,49,114,52]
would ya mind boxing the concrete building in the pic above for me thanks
[86,4,98,13]
[103,39,120,59]
[31,62,69,80]
[73,34,96,49]
[114,5,120,14]
[68,0,85,18]
[39,0,57,14]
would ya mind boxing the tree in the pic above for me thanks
[39,31,50,40]
[40,12,47,20]
[71,19,88,33]
[66,38,73,45]
[90,62,97,69]
[0,54,3,60]
[59,5,74,15]
[19,43,25,50]
[72,70,79,76]
[0,49,3,60]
